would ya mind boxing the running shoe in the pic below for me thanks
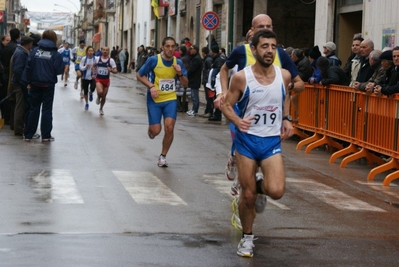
[254,172,267,213]
[186,110,197,116]
[96,96,100,105]
[237,234,257,258]
[74,81,78,89]
[231,197,242,231]
[89,92,93,102]
[99,109,104,116]
[230,180,241,196]
[85,103,89,110]
[157,155,168,167]
[225,154,237,181]
[32,133,40,139]
[42,136,55,142]
[64,83,67,87]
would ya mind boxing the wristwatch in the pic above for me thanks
[283,115,293,122]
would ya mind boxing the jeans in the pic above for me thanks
[190,88,199,113]
[120,60,125,73]
[24,84,55,139]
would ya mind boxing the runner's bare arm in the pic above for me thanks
[281,69,294,139]
[222,71,253,132]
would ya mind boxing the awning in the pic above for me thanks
[92,32,101,43]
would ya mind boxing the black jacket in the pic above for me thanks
[1,40,18,75]
[356,56,374,83]
[320,66,350,86]
[380,67,399,96]
[188,52,203,88]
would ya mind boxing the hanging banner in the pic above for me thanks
[0,0,5,11]
[382,28,395,49]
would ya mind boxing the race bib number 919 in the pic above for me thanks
[250,106,279,127]
[159,79,175,92]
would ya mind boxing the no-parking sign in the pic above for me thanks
[201,11,220,31]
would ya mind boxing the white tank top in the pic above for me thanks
[238,65,285,137]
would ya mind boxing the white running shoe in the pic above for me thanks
[254,172,267,213]
[158,155,168,167]
[99,109,104,115]
[230,180,241,196]
[74,81,78,89]
[231,197,242,231]
[237,234,257,258]
[225,154,237,180]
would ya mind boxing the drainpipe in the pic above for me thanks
[120,0,124,46]
[228,0,234,55]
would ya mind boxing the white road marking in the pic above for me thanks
[287,178,386,212]
[356,181,399,199]
[114,171,187,206]
[203,174,290,210]
[32,169,84,204]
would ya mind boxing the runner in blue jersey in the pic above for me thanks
[58,42,72,87]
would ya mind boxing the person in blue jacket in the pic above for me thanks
[23,29,64,142]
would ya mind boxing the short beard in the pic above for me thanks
[258,60,272,68]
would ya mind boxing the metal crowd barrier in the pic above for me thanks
[292,83,399,186]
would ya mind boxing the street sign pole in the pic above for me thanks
[202,11,220,52]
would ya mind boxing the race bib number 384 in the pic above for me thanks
[159,79,175,92]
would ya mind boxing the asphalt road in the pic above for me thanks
[0,72,398,266]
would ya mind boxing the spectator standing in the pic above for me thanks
[199,46,213,118]
[323,41,342,66]
[291,48,313,82]
[186,45,203,116]
[23,29,64,142]
[124,48,129,73]
[353,50,384,92]
[374,47,399,96]
[206,34,219,48]
[342,36,363,86]
[308,45,322,84]
[135,45,148,72]
[207,46,226,121]
[11,36,34,136]
[1,28,20,128]
[0,34,11,124]
[110,46,117,60]
[355,39,375,84]
[118,48,126,73]
[316,57,350,86]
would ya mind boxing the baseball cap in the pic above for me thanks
[323,41,336,52]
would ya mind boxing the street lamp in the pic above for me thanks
[54,4,74,13]
[66,0,79,12]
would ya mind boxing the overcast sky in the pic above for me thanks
[21,0,80,13]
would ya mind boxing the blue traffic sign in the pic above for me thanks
[202,11,220,31]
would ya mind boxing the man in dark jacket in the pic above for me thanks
[186,45,202,116]
[207,46,225,121]
[11,36,34,136]
[355,39,374,84]
[374,46,399,96]
[200,46,213,118]
[291,48,313,82]
[0,28,20,127]
[23,30,64,142]
[316,57,350,86]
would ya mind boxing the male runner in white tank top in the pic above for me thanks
[222,29,294,258]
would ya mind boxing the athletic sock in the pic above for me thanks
[242,232,252,238]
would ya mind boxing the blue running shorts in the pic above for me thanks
[147,93,177,125]
[234,131,282,162]
[75,64,80,71]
